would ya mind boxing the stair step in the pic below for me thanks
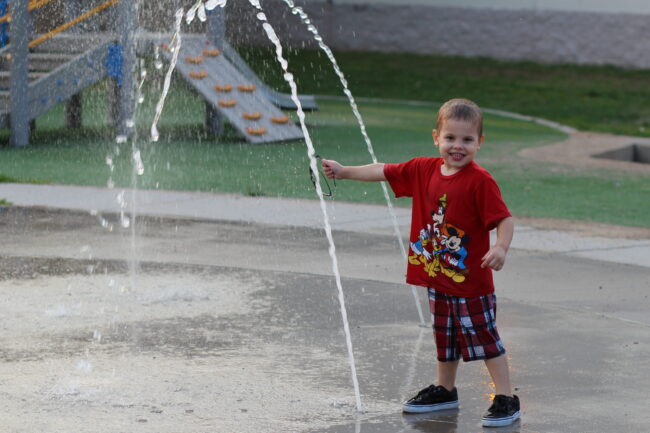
[0,41,111,117]
[31,33,114,54]
[0,71,47,89]
[0,52,76,72]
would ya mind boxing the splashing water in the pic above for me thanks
[150,0,228,142]
[137,58,147,104]
[150,8,184,143]
[116,191,130,229]
[186,0,226,23]
[248,0,363,412]
[132,150,145,176]
[153,45,163,70]
[105,155,115,188]
[282,1,426,327]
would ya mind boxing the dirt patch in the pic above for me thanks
[517,130,650,240]
[520,131,650,174]
[514,216,650,240]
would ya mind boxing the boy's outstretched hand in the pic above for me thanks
[321,160,387,182]
[322,159,344,179]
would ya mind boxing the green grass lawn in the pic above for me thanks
[240,47,650,137]
[1,75,649,228]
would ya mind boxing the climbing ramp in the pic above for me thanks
[221,41,318,111]
[164,36,305,144]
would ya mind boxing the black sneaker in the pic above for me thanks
[482,394,521,427]
[402,385,459,413]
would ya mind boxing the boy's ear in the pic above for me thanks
[432,129,439,147]
[478,134,485,147]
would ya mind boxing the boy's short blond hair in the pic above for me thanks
[436,98,483,137]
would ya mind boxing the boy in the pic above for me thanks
[322,98,519,427]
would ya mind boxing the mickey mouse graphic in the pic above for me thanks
[408,193,471,283]
[439,226,470,271]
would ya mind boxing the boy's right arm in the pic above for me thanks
[322,159,386,182]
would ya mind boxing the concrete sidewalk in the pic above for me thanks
[1,183,648,268]
[2,183,650,433]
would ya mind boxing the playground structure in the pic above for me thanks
[0,0,317,146]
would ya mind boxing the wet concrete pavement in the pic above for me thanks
[0,185,649,432]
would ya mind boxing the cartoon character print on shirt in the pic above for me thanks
[408,193,470,283]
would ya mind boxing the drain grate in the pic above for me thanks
[592,143,650,164]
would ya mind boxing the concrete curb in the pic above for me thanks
[1,183,648,268]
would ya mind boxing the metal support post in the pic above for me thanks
[64,0,83,129]
[205,7,226,136]
[10,0,30,147]
[116,0,139,138]
[0,0,9,48]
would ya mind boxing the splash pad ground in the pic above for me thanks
[0,189,649,433]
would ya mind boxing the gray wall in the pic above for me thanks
[217,0,650,69]
[26,0,650,69]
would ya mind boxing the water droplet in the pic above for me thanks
[206,0,227,10]
[133,150,145,175]
[197,3,207,21]
[151,125,160,142]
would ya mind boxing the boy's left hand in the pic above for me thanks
[481,245,507,271]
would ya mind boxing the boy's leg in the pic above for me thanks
[401,289,460,413]
[437,359,460,391]
[484,354,512,396]
[482,355,520,427]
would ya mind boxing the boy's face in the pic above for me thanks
[432,118,484,174]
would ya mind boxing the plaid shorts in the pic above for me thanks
[428,288,506,362]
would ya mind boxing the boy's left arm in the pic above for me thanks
[480,217,514,271]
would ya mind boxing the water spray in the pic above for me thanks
[248,0,364,413]
[281,0,427,327]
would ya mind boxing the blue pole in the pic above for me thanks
[64,0,83,128]
[0,0,8,48]
[10,0,30,147]
[116,0,138,137]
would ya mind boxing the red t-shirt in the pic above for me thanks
[384,157,511,297]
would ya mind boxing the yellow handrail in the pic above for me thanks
[29,0,120,48]
[28,0,58,12]
[0,0,59,25]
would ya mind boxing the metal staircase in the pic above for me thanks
[1,1,315,145]
[0,35,112,130]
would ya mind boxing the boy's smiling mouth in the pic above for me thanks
[450,152,466,161]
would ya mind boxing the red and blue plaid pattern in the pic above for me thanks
[428,288,506,362]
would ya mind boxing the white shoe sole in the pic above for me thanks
[402,400,460,413]
[482,410,521,427]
